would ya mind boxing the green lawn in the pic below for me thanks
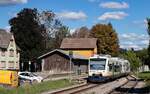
[138,71,150,92]
[138,71,150,80]
[0,79,73,94]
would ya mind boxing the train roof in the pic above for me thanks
[90,55,129,63]
[90,54,111,59]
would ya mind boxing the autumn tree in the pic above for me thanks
[72,26,89,38]
[90,23,119,56]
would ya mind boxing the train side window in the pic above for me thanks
[108,62,113,71]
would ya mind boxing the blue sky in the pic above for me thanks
[0,0,149,50]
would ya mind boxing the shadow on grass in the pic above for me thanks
[114,78,150,94]
[115,86,150,93]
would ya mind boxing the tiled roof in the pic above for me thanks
[0,29,11,49]
[0,29,20,50]
[60,38,97,49]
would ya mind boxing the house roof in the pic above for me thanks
[38,49,88,60]
[0,29,12,49]
[60,38,97,49]
[0,29,20,50]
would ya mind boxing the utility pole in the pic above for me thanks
[69,51,73,83]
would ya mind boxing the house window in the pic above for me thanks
[1,50,5,56]
[16,51,19,57]
[16,62,19,68]
[9,49,14,57]
[1,61,6,68]
[10,39,13,47]
[8,61,14,68]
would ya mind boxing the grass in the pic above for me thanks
[138,71,150,80]
[138,71,150,92]
[0,79,73,94]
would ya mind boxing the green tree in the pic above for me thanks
[136,48,149,66]
[90,23,119,56]
[123,51,141,72]
[9,8,45,63]
[54,26,70,49]
[147,18,150,68]
[39,11,70,50]
[72,26,89,38]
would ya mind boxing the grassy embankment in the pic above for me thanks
[0,79,73,94]
[138,71,150,92]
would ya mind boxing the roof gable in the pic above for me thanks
[38,49,88,60]
[0,29,12,49]
[60,38,97,49]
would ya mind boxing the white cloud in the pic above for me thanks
[98,11,128,21]
[70,28,76,34]
[119,33,149,50]
[133,19,148,28]
[120,33,148,41]
[0,0,28,6]
[141,40,149,45]
[120,44,143,50]
[56,11,87,21]
[100,1,129,9]
[5,26,11,32]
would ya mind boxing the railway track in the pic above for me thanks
[50,76,128,94]
[48,75,137,94]
[109,76,138,94]
[50,83,99,94]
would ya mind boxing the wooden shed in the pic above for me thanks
[38,49,88,74]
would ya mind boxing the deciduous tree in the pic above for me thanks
[72,26,89,38]
[90,23,119,56]
[9,8,45,62]
[123,51,141,72]
[39,11,70,50]
[147,18,150,68]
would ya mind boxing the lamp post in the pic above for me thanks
[29,61,31,72]
[21,62,24,71]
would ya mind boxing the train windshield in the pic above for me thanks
[90,58,106,70]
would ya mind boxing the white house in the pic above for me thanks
[0,29,20,70]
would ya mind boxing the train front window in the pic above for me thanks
[90,59,106,70]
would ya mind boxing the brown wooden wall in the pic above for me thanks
[43,53,70,72]
[41,51,88,74]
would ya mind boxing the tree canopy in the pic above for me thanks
[71,26,89,38]
[147,18,150,68]
[9,8,70,63]
[9,8,45,62]
[90,23,119,56]
[39,11,70,50]
[123,51,141,72]
[136,48,149,66]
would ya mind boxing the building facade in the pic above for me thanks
[0,29,20,70]
[60,38,97,58]
[38,49,88,74]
